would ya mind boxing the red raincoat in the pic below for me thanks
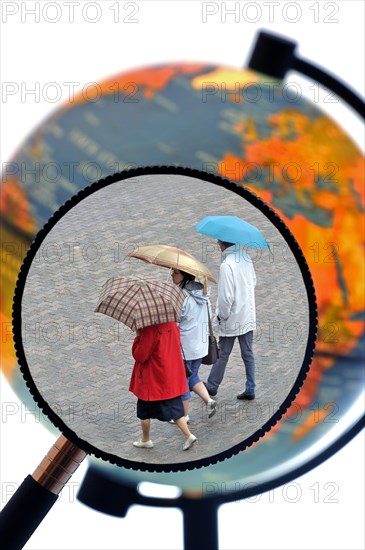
[129,322,188,401]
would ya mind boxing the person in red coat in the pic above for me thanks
[129,322,197,451]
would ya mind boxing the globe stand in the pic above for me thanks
[248,30,365,116]
[77,465,219,550]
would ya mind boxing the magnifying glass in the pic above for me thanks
[1,165,316,547]
[1,29,364,550]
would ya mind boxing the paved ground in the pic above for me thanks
[21,173,309,468]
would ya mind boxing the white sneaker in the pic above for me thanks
[133,439,154,448]
[183,434,197,451]
[207,400,217,418]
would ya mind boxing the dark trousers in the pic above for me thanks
[206,331,255,395]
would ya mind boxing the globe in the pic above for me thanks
[1,62,364,492]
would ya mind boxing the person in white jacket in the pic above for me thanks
[205,241,257,399]
[171,269,217,421]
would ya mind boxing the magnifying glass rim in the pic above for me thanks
[12,164,318,474]
[85,413,363,509]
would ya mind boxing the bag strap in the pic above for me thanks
[206,303,214,338]
[180,343,187,362]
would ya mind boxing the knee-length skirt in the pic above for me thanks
[137,396,184,421]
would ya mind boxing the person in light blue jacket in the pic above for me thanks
[171,269,217,421]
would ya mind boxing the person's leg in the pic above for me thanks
[180,381,191,420]
[187,358,216,418]
[175,416,197,450]
[237,331,255,395]
[133,418,153,448]
[189,359,209,403]
[174,416,191,438]
[140,419,151,441]
[192,381,210,403]
[188,359,202,390]
[206,336,235,394]
[182,399,189,417]
[192,381,217,418]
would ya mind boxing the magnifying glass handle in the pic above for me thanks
[182,498,219,550]
[0,435,87,549]
[0,475,58,549]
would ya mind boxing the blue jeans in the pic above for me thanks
[206,331,255,395]
[181,358,203,401]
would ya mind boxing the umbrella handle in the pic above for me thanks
[203,276,207,295]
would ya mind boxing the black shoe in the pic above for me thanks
[237,392,255,400]
[203,382,217,397]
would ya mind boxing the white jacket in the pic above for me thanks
[214,245,256,337]
[179,281,211,360]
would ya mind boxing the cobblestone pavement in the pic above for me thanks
[21,173,310,468]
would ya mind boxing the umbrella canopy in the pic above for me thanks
[195,215,270,250]
[95,276,186,331]
[128,244,216,283]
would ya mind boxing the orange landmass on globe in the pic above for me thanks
[346,156,365,205]
[0,177,37,236]
[0,312,16,378]
[68,64,209,107]
[292,403,337,442]
[191,67,262,91]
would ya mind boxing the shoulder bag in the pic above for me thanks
[201,304,219,365]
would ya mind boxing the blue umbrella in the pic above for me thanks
[195,215,270,250]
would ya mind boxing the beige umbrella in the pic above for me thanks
[95,276,186,331]
[128,245,216,287]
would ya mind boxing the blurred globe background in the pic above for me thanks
[1,4,364,548]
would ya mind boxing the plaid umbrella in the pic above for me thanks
[95,276,186,331]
